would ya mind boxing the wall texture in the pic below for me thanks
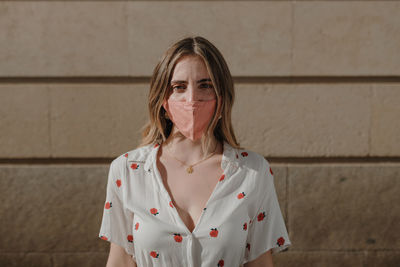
[0,1,399,266]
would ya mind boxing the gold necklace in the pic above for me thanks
[164,142,218,174]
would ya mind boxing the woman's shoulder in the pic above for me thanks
[110,143,155,169]
[234,146,271,173]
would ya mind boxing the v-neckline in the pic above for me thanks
[151,142,229,235]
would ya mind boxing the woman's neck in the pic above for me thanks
[162,128,222,163]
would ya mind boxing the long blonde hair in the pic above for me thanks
[138,36,243,154]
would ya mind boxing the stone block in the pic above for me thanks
[50,83,149,157]
[0,84,50,157]
[234,83,370,157]
[371,84,400,156]
[0,253,52,267]
[288,164,400,250]
[277,251,364,267]
[0,2,130,76]
[52,252,108,267]
[292,1,400,75]
[363,251,400,267]
[127,1,292,76]
[0,165,109,252]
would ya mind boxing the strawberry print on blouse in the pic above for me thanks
[100,235,108,241]
[116,179,121,187]
[243,222,247,231]
[124,153,128,158]
[169,201,174,208]
[217,259,224,266]
[104,201,112,209]
[219,174,225,182]
[154,143,160,148]
[209,228,219,237]
[246,243,251,251]
[277,236,285,246]
[237,192,246,199]
[130,163,139,170]
[257,211,266,221]
[150,251,159,258]
[135,222,139,230]
[150,208,159,216]
[127,234,134,243]
[173,233,183,242]
[241,151,248,157]
[269,167,274,175]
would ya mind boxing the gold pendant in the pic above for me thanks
[187,165,193,174]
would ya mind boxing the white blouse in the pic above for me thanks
[99,141,291,267]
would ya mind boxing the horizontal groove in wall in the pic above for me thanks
[0,249,398,254]
[1,157,400,165]
[1,76,400,84]
[268,157,400,164]
[5,0,400,2]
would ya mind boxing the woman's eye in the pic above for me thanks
[201,84,213,89]
[172,84,213,91]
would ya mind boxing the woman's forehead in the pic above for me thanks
[172,56,208,76]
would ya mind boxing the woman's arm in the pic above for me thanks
[106,242,137,267]
[244,249,274,267]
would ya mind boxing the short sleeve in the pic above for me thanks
[98,159,136,260]
[243,161,291,264]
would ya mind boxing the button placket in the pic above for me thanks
[186,234,194,267]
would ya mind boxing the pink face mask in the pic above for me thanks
[162,98,219,141]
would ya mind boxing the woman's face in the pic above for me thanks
[167,55,217,102]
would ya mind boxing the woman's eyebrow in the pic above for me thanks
[171,78,212,84]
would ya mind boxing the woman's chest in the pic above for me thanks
[157,157,225,233]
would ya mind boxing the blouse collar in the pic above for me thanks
[128,140,241,174]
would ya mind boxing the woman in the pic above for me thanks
[99,36,291,267]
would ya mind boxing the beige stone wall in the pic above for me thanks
[1,1,399,266]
